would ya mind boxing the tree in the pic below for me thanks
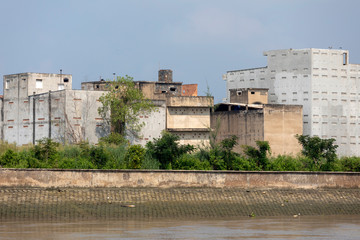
[242,141,271,170]
[98,75,155,142]
[220,135,238,170]
[146,131,194,169]
[296,135,338,170]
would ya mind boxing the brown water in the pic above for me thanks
[1,215,360,239]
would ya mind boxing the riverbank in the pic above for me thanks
[1,187,360,220]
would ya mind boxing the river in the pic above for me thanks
[1,215,360,239]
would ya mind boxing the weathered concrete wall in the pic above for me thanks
[230,88,268,104]
[263,104,303,156]
[0,169,359,189]
[167,96,213,107]
[181,84,198,96]
[211,109,265,153]
[130,100,166,146]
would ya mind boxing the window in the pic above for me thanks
[36,79,43,89]
[58,84,64,90]
[251,91,255,94]
[170,87,177,91]
[63,78,69,82]
[5,80,10,89]
[237,91,242,96]
[343,53,348,65]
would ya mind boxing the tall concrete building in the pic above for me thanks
[1,72,108,145]
[223,48,360,156]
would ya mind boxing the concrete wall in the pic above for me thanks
[263,104,303,156]
[181,84,198,96]
[230,88,268,104]
[0,168,359,189]
[131,100,166,146]
[211,109,265,153]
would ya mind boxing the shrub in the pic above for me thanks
[296,135,338,170]
[173,154,211,170]
[269,155,303,171]
[126,144,145,169]
[141,153,160,169]
[242,141,271,170]
[103,144,128,169]
[32,138,60,168]
[89,145,110,169]
[338,157,360,172]
[100,132,127,145]
[232,155,259,171]
[0,149,18,167]
[146,131,194,169]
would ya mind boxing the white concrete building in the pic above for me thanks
[223,48,360,156]
[2,73,109,145]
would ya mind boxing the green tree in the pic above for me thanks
[146,131,194,169]
[126,144,146,169]
[220,135,238,170]
[98,75,155,141]
[243,141,271,170]
[296,135,338,170]
[32,138,60,168]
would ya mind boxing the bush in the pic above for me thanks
[103,144,128,169]
[32,138,60,168]
[146,131,194,169]
[100,132,127,145]
[338,157,360,172]
[126,144,145,169]
[89,145,110,169]
[269,155,303,171]
[232,155,259,171]
[58,157,95,169]
[242,141,271,170]
[173,154,211,170]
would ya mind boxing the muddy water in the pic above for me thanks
[1,215,360,239]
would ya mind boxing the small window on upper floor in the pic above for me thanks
[251,91,255,95]
[343,53,348,65]
[170,87,176,92]
[5,80,10,89]
[36,79,43,89]
[237,91,242,96]
[63,78,69,83]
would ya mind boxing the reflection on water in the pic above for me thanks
[1,215,360,239]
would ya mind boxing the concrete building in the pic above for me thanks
[82,69,213,148]
[212,88,302,156]
[223,48,360,156]
[2,73,108,145]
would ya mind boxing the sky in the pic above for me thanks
[1,0,360,103]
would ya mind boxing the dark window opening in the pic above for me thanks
[251,91,255,94]
[96,85,100,89]
[162,90,167,93]
[237,91,242,96]
[343,53,348,65]
[63,78,69,82]
[170,87,176,91]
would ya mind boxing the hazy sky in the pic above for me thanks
[1,0,360,102]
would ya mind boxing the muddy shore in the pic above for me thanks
[0,187,359,220]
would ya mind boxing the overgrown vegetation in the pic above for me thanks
[97,75,155,141]
[0,134,359,172]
